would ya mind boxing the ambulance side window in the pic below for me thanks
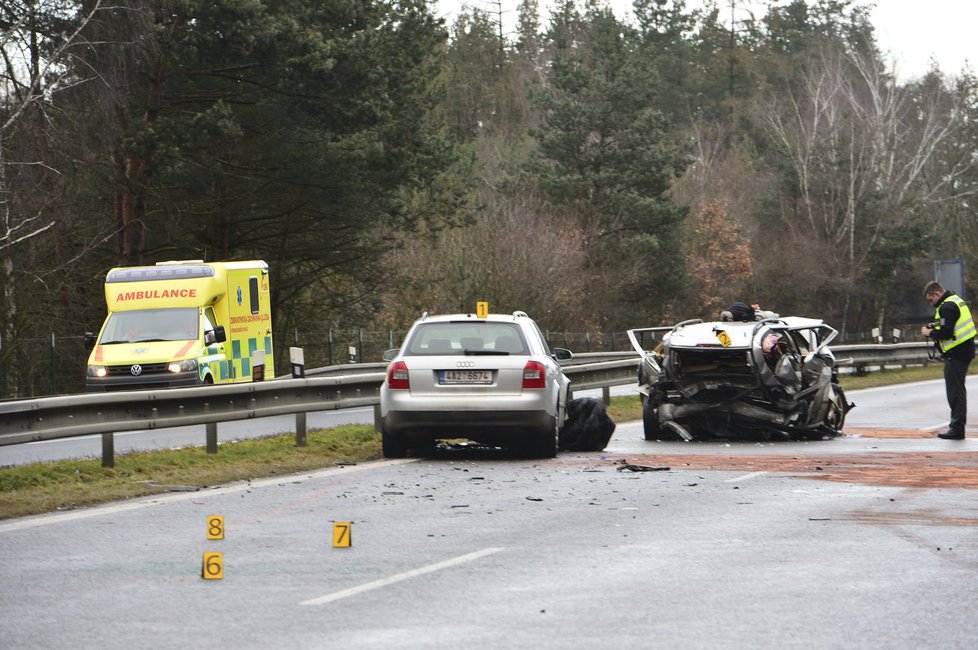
[249,277,260,314]
[203,308,218,335]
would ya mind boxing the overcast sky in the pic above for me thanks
[434,0,976,81]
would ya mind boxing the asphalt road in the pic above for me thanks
[1,379,976,649]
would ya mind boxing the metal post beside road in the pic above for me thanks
[101,433,114,468]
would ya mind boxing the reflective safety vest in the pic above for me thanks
[935,294,976,353]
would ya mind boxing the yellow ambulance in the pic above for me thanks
[85,260,274,390]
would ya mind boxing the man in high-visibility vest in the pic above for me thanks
[921,281,976,439]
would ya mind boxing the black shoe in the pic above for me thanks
[937,430,965,440]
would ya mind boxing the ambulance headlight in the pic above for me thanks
[168,359,198,374]
[87,365,107,378]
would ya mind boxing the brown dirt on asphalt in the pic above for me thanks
[842,427,941,439]
[564,442,978,490]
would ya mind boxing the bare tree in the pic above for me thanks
[1,1,104,242]
[379,185,595,330]
[1,0,106,395]
[760,44,975,332]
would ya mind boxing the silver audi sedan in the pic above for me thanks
[379,311,573,458]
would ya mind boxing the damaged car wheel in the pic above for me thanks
[642,396,677,441]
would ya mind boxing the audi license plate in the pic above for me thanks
[439,369,492,385]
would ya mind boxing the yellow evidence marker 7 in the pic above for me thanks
[207,515,224,540]
[476,301,489,318]
[202,552,224,580]
[332,521,352,548]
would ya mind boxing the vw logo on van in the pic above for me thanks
[456,361,475,368]
[130,365,143,376]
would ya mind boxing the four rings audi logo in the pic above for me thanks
[456,361,476,368]
[130,365,143,376]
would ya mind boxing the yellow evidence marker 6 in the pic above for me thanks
[332,521,352,548]
[202,552,224,580]
[207,515,225,540]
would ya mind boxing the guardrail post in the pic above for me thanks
[296,412,307,447]
[290,347,305,378]
[206,422,218,454]
[101,433,114,468]
[328,329,333,366]
[602,386,610,405]
[373,404,381,432]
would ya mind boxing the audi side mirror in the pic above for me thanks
[553,347,573,361]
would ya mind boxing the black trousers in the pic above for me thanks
[944,356,971,434]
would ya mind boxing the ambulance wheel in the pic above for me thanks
[203,375,214,385]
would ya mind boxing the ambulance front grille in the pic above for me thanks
[106,363,169,377]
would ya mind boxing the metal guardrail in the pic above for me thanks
[831,342,935,372]
[0,344,935,467]
[0,372,386,467]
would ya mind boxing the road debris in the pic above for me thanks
[558,450,978,489]
[615,459,670,473]
[558,397,616,451]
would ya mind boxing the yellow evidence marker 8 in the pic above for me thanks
[207,515,224,540]
[332,521,352,548]
[202,552,224,580]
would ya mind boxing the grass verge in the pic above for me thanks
[0,364,965,520]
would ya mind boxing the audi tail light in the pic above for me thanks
[522,361,546,389]
[388,361,410,389]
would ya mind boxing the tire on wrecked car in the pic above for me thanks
[642,395,678,441]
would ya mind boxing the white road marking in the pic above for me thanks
[0,459,413,533]
[301,547,504,606]
[725,471,769,483]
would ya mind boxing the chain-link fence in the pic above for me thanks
[0,325,926,399]
[0,335,92,398]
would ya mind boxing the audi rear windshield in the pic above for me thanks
[405,322,528,355]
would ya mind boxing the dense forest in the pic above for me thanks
[2,0,976,395]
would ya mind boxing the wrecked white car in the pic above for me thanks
[627,311,853,441]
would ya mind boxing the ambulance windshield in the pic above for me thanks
[100,308,199,344]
